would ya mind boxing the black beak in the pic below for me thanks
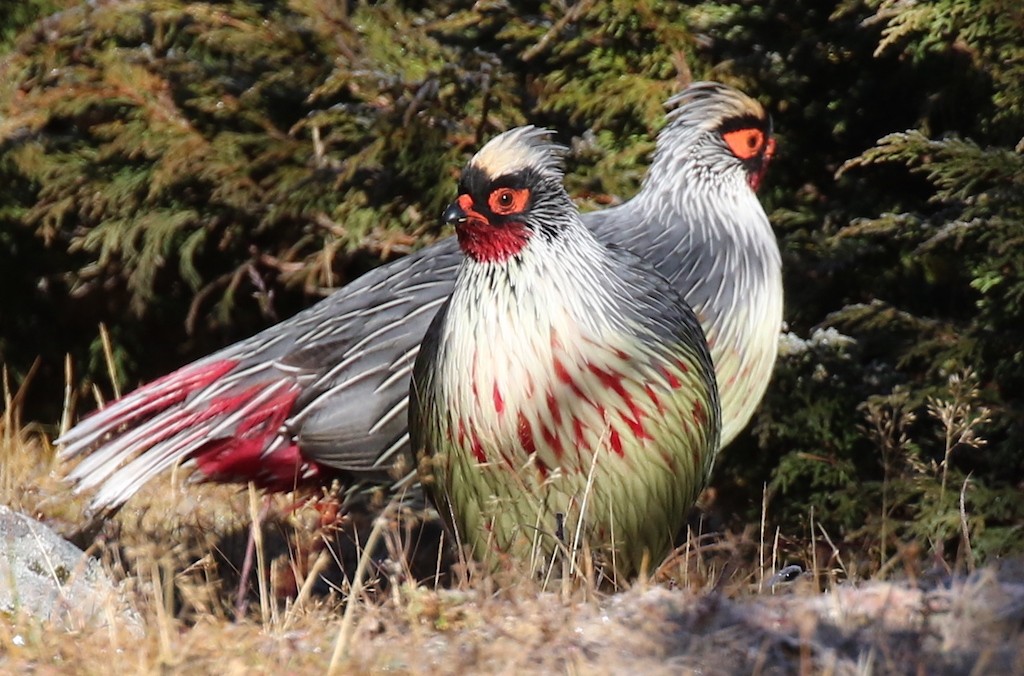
[442,201,467,227]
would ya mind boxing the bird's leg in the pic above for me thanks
[234,493,273,620]
[555,511,572,594]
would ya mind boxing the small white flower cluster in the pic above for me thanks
[777,327,856,357]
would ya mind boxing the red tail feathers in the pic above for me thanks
[61,359,325,511]
[190,382,323,491]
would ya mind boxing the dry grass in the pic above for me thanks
[3,369,1024,674]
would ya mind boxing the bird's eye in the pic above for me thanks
[488,187,530,215]
[722,128,767,160]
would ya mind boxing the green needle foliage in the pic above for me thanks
[710,0,1024,568]
[1,0,1022,574]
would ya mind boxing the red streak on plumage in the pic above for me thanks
[692,400,706,425]
[588,362,624,395]
[471,354,479,404]
[113,381,284,485]
[199,440,317,493]
[517,411,536,457]
[609,429,624,456]
[61,363,243,478]
[192,383,309,490]
[593,404,627,456]
[553,356,572,384]
[82,360,239,431]
[662,365,683,389]
[554,356,588,401]
[470,428,486,464]
[457,420,467,448]
[660,451,674,470]
[546,391,562,426]
[141,359,238,399]
[493,383,504,415]
[645,383,664,414]
[572,417,589,452]
[540,422,564,459]
[587,362,649,440]
[620,412,650,441]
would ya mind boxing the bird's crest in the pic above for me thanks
[664,81,768,132]
[469,126,566,181]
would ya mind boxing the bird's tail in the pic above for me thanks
[57,359,309,514]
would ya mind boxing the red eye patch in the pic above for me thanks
[487,187,530,215]
[723,128,768,160]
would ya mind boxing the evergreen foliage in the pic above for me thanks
[0,0,65,50]
[1,0,1022,574]
[706,0,1024,566]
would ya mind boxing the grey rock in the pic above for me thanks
[0,505,138,630]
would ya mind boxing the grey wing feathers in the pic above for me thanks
[584,200,775,334]
[585,205,712,313]
[274,237,463,473]
[407,295,451,466]
[603,243,713,371]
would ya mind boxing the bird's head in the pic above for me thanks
[655,81,776,192]
[443,126,574,263]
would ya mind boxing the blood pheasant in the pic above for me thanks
[410,126,721,579]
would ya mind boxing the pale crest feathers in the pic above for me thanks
[663,81,767,133]
[468,126,566,180]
